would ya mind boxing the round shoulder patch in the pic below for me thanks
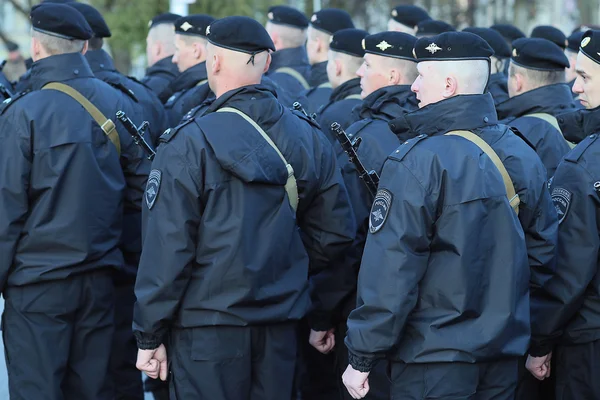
[146,169,162,210]
[551,187,572,224]
[370,188,393,234]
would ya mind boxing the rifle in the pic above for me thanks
[292,101,317,122]
[0,83,12,100]
[115,111,156,161]
[330,122,379,197]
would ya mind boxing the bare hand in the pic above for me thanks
[342,364,370,399]
[526,352,552,381]
[136,344,168,381]
[309,329,336,354]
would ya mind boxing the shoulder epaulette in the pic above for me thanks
[0,90,29,115]
[346,119,373,139]
[159,118,194,143]
[107,81,139,103]
[387,133,428,162]
[291,109,320,130]
[565,133,599,162]
[508,126,536,151]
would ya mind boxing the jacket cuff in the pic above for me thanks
[348,350,374,373]
[529,343,553,357]
[134,331,164,350]
[308,310,334,332]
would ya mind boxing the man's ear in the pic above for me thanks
[335,58,343,77]
[442,75,458,99]
[81,40,89,56]
[389,68,401,85]
[515,73,525,94]
[211,52,221,75]
[263,53,272,74]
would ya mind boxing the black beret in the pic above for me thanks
[30,3,93,40]
[363,32,416,61]
[490,24,526,43]
[206,16,275,55]
[67,2,111,38]
[390,5,431,29]
[416,20,455,37]
[5,41,19,52]
[531,25,567,50]
[267,5,308,29]
[463,27,511,58]
[41,0,75,3]
[310,8,354,36]
[567,30,585,52]
[414,31,494,61]
[174,15,215,37]
[580,30,600,65]
[330,28,369,58]
[511,38,569,71]
[148,12,181,29]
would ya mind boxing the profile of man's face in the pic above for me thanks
[411,61,446,108]
[572,52,600,109]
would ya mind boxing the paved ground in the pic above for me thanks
[0,297,154,399]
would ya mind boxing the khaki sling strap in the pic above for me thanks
[526,112,576,149]
[344,94,362,100]
[274,67,310,90]
[42,82,121,155]
[446,130,520,215]
[195,79,208,87]
[318,82,332,89]
[216,107,299,212]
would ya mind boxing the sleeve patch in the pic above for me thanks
[145,169,162,209]
[551,187,572,224]
[370,188,393,233]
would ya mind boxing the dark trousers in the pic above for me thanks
[2,271,115,400]
[515,355,555,400]
[390,358,519,400]
[110,282,144,400]
[555,340,600,400]
[168,323,297,400]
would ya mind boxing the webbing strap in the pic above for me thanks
[42,82,121,155]
[344,94,362,100]
[217,107,298,212]
[446,130,520,215]
[274,67,310,90]
[526,112,576,149]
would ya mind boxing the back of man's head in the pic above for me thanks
[32,30,86,57]
[265,6,308,51]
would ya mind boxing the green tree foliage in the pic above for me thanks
[189,0,282,21]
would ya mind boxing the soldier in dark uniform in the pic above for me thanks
[491,23,526,48]
[531,25,568,50]
[464,27,512,105]
[265,6,312,96]
[527,29,600,400]
[317,28,368,142]
[496,38,574,176]
[161,14,214,126]
[387,4,431,35]
[415,19,455,37]
[0,4,149,399]
[342,31,531,400]
[304,8,355,114]
[142,12,181,99]
[69,2,168,146]
[133,16,355,400]
[566,30,585,97]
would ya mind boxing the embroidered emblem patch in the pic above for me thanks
[370,189,393,233]
[552,187,572,224]
[146,169,162,210]
[376,40,393,51]
[426,43,442,54]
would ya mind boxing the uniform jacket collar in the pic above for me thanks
[330,78,361,103]
[352,84,417,122]
[389,93,498,138]
[309,61,328,87]
[85,49,117,73]
[559,106,600,143]
[145,56,179,79]
[270,47,310,72]
[30,52,95,90]
[496,83,577,120]
[168,62,207,93]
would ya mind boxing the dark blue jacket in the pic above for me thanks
[133,85,355,347]
[0,52,149,289]
[317,77,362,144]
[530,108,600,355]
[497,84,574,176]
[303,61,332,114]
[162,62,208,126]
[266,47,312,96]
[141,56,180,99]
[86,49,169,146]
[345,93,530,371]
[558,106,599,145]
[488,72,509,105]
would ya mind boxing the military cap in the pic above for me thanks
[148,12,181,29]
[567,30,585,52]
[30,3,93,40]
[390,5,431,29]
[511,38,569,71]
[363,32,416,61]
[267,5,308,29]
[531,25,567,50]
[414,31,494,61]
[174,15,215,37]
[310,8,354,35]
[5,41,19,52]
[490,24,526,43]
[330,28,369,58]
[67,2,111,38]
[206,16,275,55]
[579,30,600,65]
[416,20,455,37]
[463,27,511,58]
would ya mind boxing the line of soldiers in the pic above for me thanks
[0,1,599,400]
